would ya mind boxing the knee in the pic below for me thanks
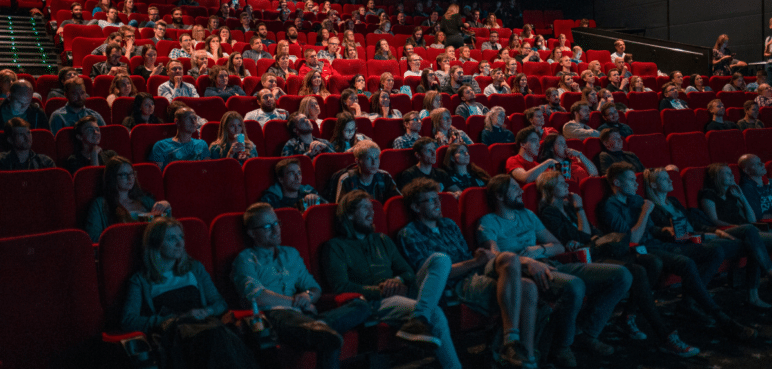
[496,252,521,275]
[521,278,538,302]
[626,263,647,282]
[617,266,634,290]
[563,278,586,304]
[426,252,452,274]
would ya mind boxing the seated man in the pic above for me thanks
[481,30,502,50]
[0,118,55,170]
[168,7,192,30]
[317,36,342,63]
[442,67,473,95]
[539,88,567,119]
[739,154,772,220]
[90,43,128,78]
[746,70,767,92]
[149,21,170,44]
[605,68,628,93]
[610,39,626,63]
[396,137,458,193]
[704,99,739,132]
[138,6,160,28]
[0,80,48,130]
[256,23,275,46]
[506,126,558,185]
[396,178,545,368]
[47,67,78,100]
[454,85,490,119]
[258,73,287,100]
[613,58,632,78]
[158,59,199,103]
[187,50,210,79]
[298,49,335,80]
[562,101,599,140]
[658,82,689,111]
[422,11,439,26]
[335,140,400,203]
[596,102,633,137]
[88,7,124,29]
[392,111,422,149]
[284,25,302,45]
[598,128,644,175]
[260,158,326,210]
[56,2,86,35]
[281,113,334,158]
[479,174,632,366]
[231,203,371,369]
[467,9,484,28]
[457,46,477,63]
[322,190,463,368]
[484,68,511,96]
[555,56,577,77]
[737,100,764,130]
[168,33,194,59]
[149,107,210,169]
[245,89,289,126]
[49,77,106,135]
[599,162,757,341]
[242,36,272,63]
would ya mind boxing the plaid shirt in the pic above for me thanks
[280,137,334,158]
[392,133,419,149]
[539,103,567,119]
[168,48,192,59]
[244,108,289,126]
[158,81,199,103]
[335,168,401,203]
[396,218,473,272]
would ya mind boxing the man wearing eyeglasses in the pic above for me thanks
[404,55,423,77]
[260,158,326,211]
[317,37,342,63]
[658,82,690,111]
[231,203,371,369]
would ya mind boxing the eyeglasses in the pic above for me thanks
[328,42,339,46]
[116,171,136,179]
[253,220,281,231]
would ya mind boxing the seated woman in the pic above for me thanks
[536,170,700,357]
[122,92,163,129]
[493,48,511,64]
[298,96,323,126]
[581,70,600,92]
[557,74,580,97]
[191,25,206,46]
[342,44,359,60]
[504,59,519,80]
[204,65,246,101]
[648,166,772,308]
[405,27,426,48]
[316,28,331,47]
[349,74,371,98]
[373,39,397,60]
[480,106,514,145]
[267,52,297,79]
[627,75,652,93]
[132,44,166,81]
[330,112,371,152]
[556,33,572,53]
[206,15,219,33]
[378,72,400,94]
[513,73,533,95]
[473,60,491,77]
[484,13,500,29]
[209,111,258,162]
[434,54,452,81]
[536,133,598,183]
[520,24,534,40]
[85,156,172,242]
[218,26,238,48]
[723,72,746,92]
[368,89,402,121]
[298,70,331,99]
[431,107,472,145]
[581,87,599,111]
[342,30,361,48]
[106,73,138,107]
[227,52,251,79]
[204,34,228,60]
[416,69,441,94]
[275,40,298,62]
[598,88,615,108]
[685,74,712,93]
[756,84,772,108]
[340,88,366,117]
[546,47,563,64]
[524,106,556,139]
[66,115,117,174]
[443,142,490,190]
[121,217,257,368]
[429,31,446,49]
[419,90,442,119]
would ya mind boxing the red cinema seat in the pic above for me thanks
[0,168,76,238]
[548,111,571,132]
[718,91,751,109]
[540,76,560,90]
[0,229,102,369]
[523,62,551,77]
[174,96,228,122]
[262,120,291,157]
[379,148,417,179]
[631,62,657,77]
[313,152,356,195]
[55,125,131,168]
[625,133,670,168]
[743,128,772,162]
[525,94,546,109]
[367,60,400,77]
[488,94,526,116]
[661,108,700,135]
[686,91,717,111]
[709,76,731,94]
[243,155,315,204]
[458,187,492,246]
[706,130,747,164]
[391,94,412,115]
[725,107,745,123]
[130,123,178,163]
[372,118,407,149]
[164,159,246,225]
[35,75,60,103]
[226,95,260,117]
[681,166,707,209]
[332,59,367,76]
[559,92,582,112]
[625,109,662,135]
[488,143,518,175]
[85,97,112,126]
[627,91,658,110]
[668,132,710,169]
[579,176,611,226]
[586,50,611,64]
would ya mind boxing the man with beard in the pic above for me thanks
[232,203,371,369]
[396,137,457,193]
[245,89,289,126]
[396,178,542,368]
[467,10,484,28]
[49,78,106,135]
[242,36,272,63]
[484,68,511,96]
[149,107,209,169]
[562,101,599,140]
[280,113,334,158]
[598,128,645,175]
[538,88,567,119]
[506,126,558,185]
[597,103,633,138]
[322,190,463,369]
[293,17,310,33]
[158,60,199,103]
[260,158,326,210]
[256,23,275,46]
[479,174,631,367]
[169,33,195,59]
[454,85,489,119]
[334,141,400,204]
[481,30,502,51]
[396,12,408,26]
[704,99,739,132]
[90,7,125,29]
[57,2,85,35]
[317,37,341,63]
[298,49,335,80]
[138,6,160,28]
[149,21,170,44]
[0,118,55,170]
[0,81,48,130]
[285,25,302,45]
[168,8,192,30]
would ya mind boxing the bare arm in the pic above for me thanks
[700,198,736,227]
[511,158,558,183]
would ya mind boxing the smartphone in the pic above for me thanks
[237,133,245,144]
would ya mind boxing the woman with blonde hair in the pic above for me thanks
[431,107,472,145]
[484,13,500,29]
[191,25,206,46]
[430,31,446,49]
[106,73,138,107]
[209,111,258,162]
[298,96,323,126]
[420,90,442,119]
[275,40,298,62]
[440,4,470,48]
[712,34,746,76]
[556,33,572,52]
[481,106,514,145]
[547,47,563,64]
[298,70,331,98]
[627,75,652,93]
[379,72,399,94]
[342,30,361,48]
[521,24,534,39]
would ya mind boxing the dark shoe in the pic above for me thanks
[573,333,614,356]
[301,320,344,351]
[395,317,441,349]
[550,346,577,368]
[720,319,757,342]
[659,330,700,358]
[622,314,647,340]
[676,299,716,326]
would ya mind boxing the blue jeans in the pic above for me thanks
[377,253,461,369]
[544,263,632,347]
[708,225,772,289]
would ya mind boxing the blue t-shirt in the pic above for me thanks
[149,138,210,169]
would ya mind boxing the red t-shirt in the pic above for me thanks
[506,155,538,184]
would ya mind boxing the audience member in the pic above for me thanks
[704,99,738,132]
[747,70,767,92]
[557,73,580,96]
[105,73,137,107]
[513,73,533,95]
[158,60,199,103]
[208,111,257,162]
[0,80,48,130]
[737,101,764,130]
[443,143,490,190]
[712,34,746,76]
[369,90,402,120]
[132,44,166,81]
[187,50,209,79]
[598,127,644,174]
[481,106,514,145]
[0,117,55,170]
[329,112,371,152]
[484,68,512,96]
[261,157,326,210]
[537,133,598,183]
[242,37,271,63]
[597,102,633,137]
[605,68,628,93]
[121,92,162,129]
[56,2,86,35]
[563,101,599,140]
[317,36,342,63]
[149,21,169,44]
[50,77,106,135]
[454,85,489,119]
[91,43,128,78]
[204,34,227,59]
[349,74,371,97]
[739,154,772,221]
[611,39,626,63]
[298,70,331,98]
[555,56,577,77]
[756,83,772,107]
[722,72,746,92]
[685,74,712,93]
[204,65,245,101]
[267,53,298,79]
[396,137,457,193]
[334,140,400,203]
[628,76,652,93]
[47,67,78,100]
[150,107,209,169]
[226,52,250,78]
[65,115,116,174]
[245,89,289,126]
[539,88,567,119]
[481,30,502,51]
[281,113,334,158]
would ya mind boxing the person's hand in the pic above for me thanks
[109,66,124,75]
[150,200,172,216]
[620,77,629,88]
[185,308,210,320]
[728,185,742,198]
[661,226,675,238]
[570,192,583,208]
[565,240,582,251]
[199,63,208,74]
[570,82,580,91]
[351,102,361,115]
[293,291,313,310]
[566,148,581,159]
[642,199,655,215]
[474,248,495,265]
[151,63,164,76]
[544,158,559,169]
[379,278,408,298]
[715,229,736,240]
[308,141,326,155]
[303,194,320,208]
[523,259,555,291]
[173,75,182,89]
[501,82,511,90]
[125,37,134,50]
[227,142,245,158]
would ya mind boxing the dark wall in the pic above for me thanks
[592,0,770,67]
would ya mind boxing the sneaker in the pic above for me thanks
[659,331,700,358]
[396,317,442,349]
[303,320,344,351]
[551,346,577,368]
[623,314,647,340]
[720,319,757,342]
[573,333,614,356]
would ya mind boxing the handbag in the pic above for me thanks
[589,232,630,259]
